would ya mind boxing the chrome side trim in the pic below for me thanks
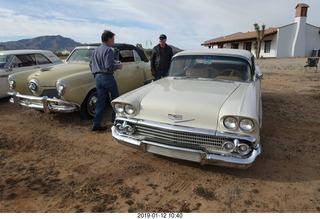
[8,91,80,113]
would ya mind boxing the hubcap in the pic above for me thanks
[88,93,98,116]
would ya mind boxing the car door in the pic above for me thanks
[0,55,16,98]
[115,48,146,94]
[0,71,10,98]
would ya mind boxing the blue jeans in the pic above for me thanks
[154,69,169,81]
[93,74,119,127]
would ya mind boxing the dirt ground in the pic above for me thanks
[0,58,320,213]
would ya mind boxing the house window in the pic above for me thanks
[243,42,252,51]
[264,40,271,53]
[231,43,239,49]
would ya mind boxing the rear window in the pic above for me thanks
[35,53,52,65]
[15,54,37,67]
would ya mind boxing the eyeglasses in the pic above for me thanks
[159,38,166,40]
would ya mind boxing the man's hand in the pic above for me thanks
[116,61,123,70]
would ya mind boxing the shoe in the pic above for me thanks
[91,126,108,132]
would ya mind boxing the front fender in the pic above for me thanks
[9,69,41,95]
[58,71,96,105]
[142,61,153,82]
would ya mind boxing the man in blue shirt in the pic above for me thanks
[89,30,123,131]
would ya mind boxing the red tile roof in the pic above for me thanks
[201,28,278,46]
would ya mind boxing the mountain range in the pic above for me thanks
[0,35,182,52]
[0,35,81,52]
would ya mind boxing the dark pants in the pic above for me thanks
[93,74,119,127]
[154,69,169,81]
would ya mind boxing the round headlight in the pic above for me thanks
[124,124,135,135]
[28,80,38,93]
[237,143,251,155]
[240,119,254,131]
[222,141,235,152]
[116,122,125,133]
[114,103,124,113]
[124,104,135,115]
[223,117,238,130]
[7,75,16,90]
[55,80,65,96]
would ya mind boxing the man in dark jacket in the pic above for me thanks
[150,34,173,80]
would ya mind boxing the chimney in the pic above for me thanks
[295,3,309,17]
[292,3,309,57]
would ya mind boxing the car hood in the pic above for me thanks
[28,62,89,87]
[115,78,248,131]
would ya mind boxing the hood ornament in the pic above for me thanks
[161,113,194,123]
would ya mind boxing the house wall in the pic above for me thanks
[258,35,277,58]
[209,42,250,50]
[275,24,297,57]
[305,24,320,57]
[275,22,320,57]
[291,17,307,57]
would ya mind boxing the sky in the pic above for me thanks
[0,0,320,50]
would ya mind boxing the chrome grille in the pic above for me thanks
[135,124,227,153]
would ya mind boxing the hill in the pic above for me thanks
[0,35,183,54]
[0,35,81,52]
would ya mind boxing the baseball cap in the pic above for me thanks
[159,34,167,39]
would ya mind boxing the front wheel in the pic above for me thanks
[80,89,111,119]
[80,90,98,119]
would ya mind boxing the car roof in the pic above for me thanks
[76,43,139,49]
[0,49,55,55]
[74,43,149,62]
[174,48,254,64]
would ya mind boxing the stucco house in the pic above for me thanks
[201,3,320,58]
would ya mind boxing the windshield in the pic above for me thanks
[169,55,252,81]
[66,49,95,62]
[0,55,10,69]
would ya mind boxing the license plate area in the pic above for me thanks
[145,144,204,163]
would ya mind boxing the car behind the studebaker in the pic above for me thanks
[0,49,63,98]
[111,48,263,169]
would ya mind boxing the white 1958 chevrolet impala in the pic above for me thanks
[111,48,263,169]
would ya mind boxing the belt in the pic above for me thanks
[93,72,113,77]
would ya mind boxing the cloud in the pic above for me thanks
[0,0,319,50]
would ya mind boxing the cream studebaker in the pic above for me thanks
[111,49,263,169]
[8,43,153,117]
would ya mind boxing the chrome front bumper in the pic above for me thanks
[8,91,80,113]
[111,126,261,169]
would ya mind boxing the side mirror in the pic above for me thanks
[254,65,263,80]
